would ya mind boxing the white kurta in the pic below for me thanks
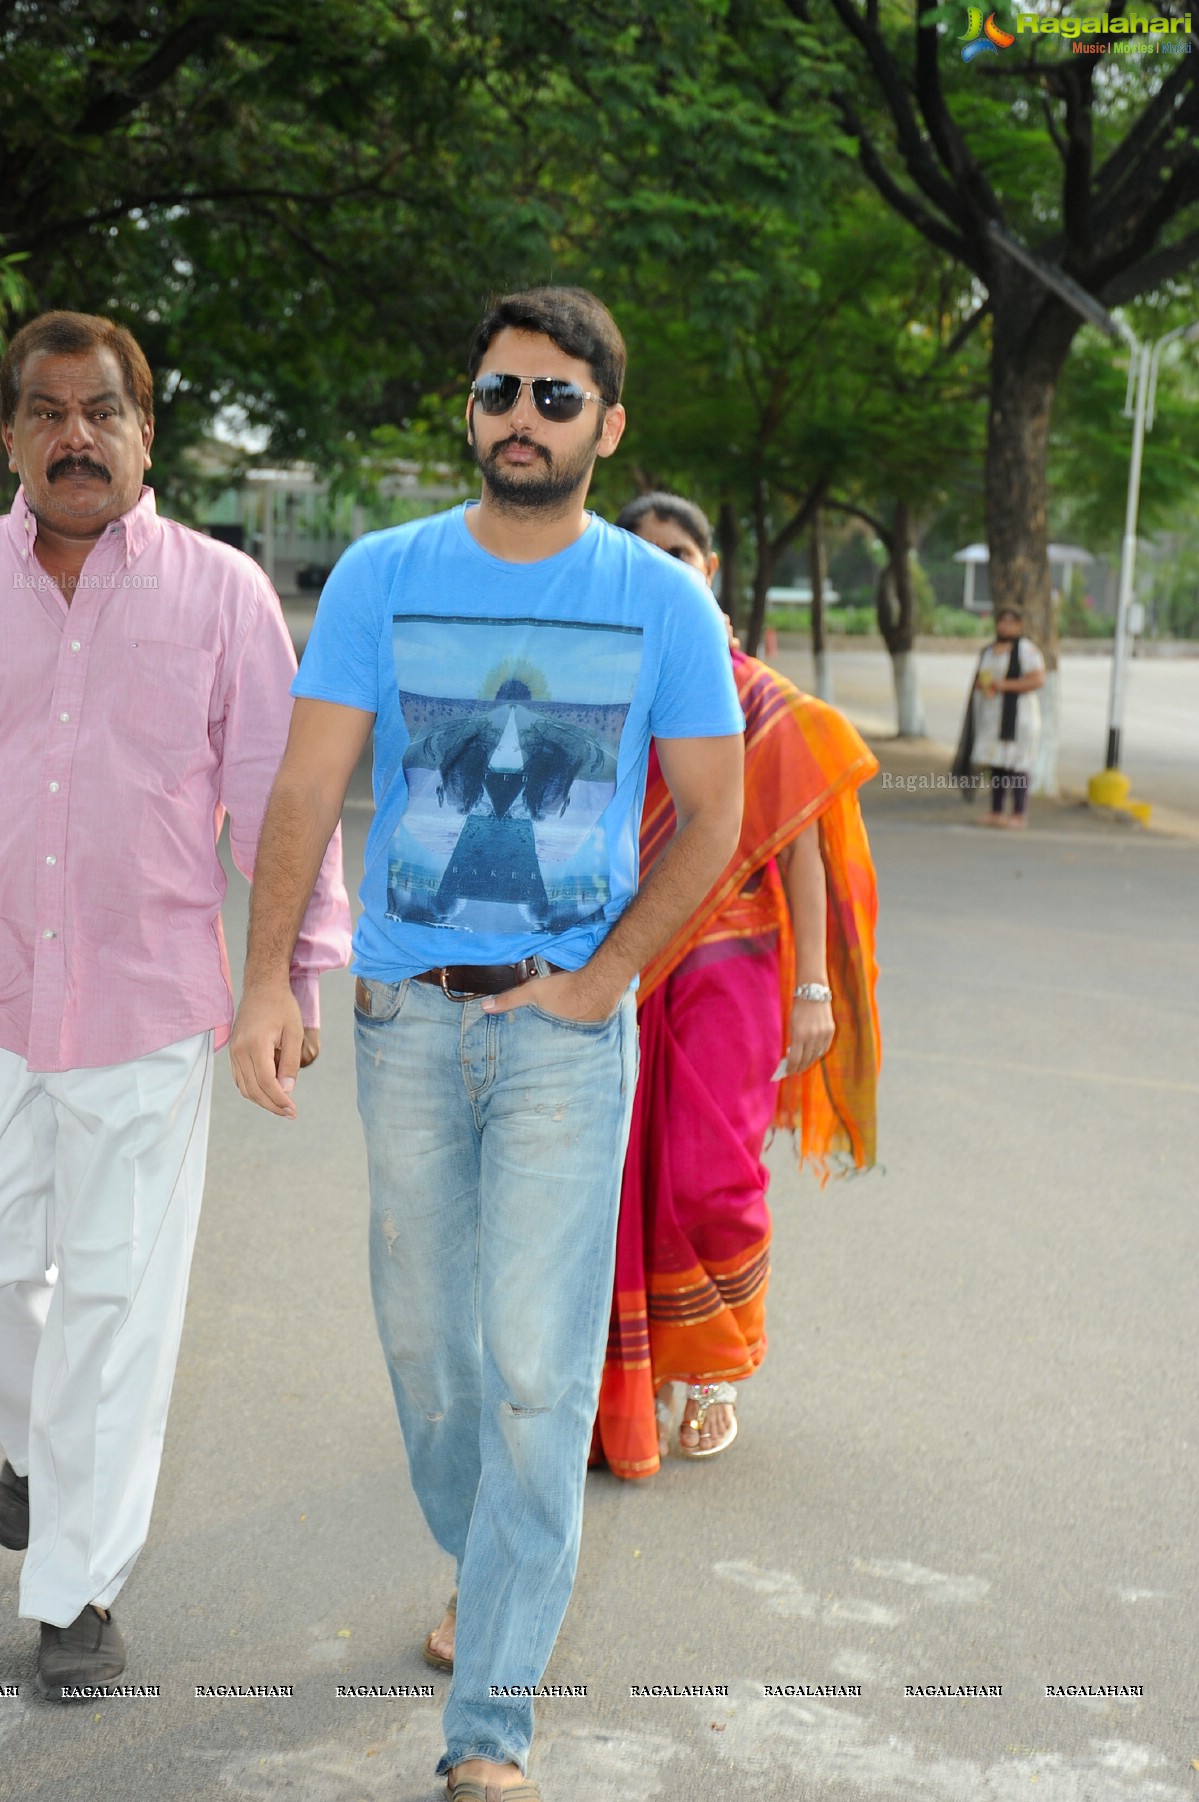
[972,638,1045,774]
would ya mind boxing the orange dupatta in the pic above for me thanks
[638,651,881,1175]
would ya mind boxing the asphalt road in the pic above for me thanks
[2,755,1197,1802]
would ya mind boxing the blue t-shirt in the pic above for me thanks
[293,503,744,979]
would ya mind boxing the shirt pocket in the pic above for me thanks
[112,639,217,758]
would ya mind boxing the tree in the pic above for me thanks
[0,2,561,499]
[782,0,1199,774]
[594,182,986,730]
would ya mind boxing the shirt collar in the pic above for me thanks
[7,483,159,564]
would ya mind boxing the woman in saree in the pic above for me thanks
[594,493,881,1475]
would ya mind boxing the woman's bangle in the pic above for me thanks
[794,982,833,1002]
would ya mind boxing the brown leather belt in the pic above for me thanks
[413,959,563,1001]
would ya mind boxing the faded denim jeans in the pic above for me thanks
[355,974,637,1776]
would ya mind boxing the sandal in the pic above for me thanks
[446,1780,541,1802]
[679,1382,738,1458]
[422,1590,457,1673]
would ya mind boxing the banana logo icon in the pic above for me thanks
[961,9,1015,59]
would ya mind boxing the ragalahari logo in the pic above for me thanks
[961,8,1017,57]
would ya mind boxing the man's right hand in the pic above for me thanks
[230,981,305,1117]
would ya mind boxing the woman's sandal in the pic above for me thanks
[422,1590,457,1673]
[679,1381,739,1458]
[446,1779,541,1801]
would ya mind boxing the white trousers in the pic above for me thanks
[0,1032,213,1627]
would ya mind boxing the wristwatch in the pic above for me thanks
[794,982,833,1002]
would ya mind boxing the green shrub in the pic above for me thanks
[833,605,880,635]
[1059,589,1115,637]
[930,607,986,637]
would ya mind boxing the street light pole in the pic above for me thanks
[1105,341,1150,770]
[1103,319,1199,771]
[985,225,1199,795]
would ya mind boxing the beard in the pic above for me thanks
[472,423,600,513]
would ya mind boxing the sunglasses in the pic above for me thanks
[469,373,606,423]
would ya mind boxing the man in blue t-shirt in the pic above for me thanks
[230,286,743,1801]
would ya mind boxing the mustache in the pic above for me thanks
[48,455,111,484]
[486,435,551,468]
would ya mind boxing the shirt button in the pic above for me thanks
[70,640,81,652]
[42,929,56,940]
[45,855,57,866]
[59,711,70,723]
[48,781,60,793]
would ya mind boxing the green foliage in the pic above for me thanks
[1051,322,1199,553]
[0,245,33,332]
[1,0,1197,626]
[1058,590,1116,637]
[767,600,984,635]
[1145,528,1199,637]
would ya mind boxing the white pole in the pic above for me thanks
[261,484,276,587]
[1104,343,1150,771]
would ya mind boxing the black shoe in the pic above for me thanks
[0,1461,29,1551]
[37,1607,126,1701]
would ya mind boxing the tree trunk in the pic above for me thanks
[985,289,1078,792]
[809,506,833,701]
[876,500,925,736]
[745,481,774,658]
[716,499,742,634]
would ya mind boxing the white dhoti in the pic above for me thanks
[0,1032,213,1627]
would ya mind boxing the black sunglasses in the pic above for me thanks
[469,373,606,423]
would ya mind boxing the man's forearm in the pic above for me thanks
[579,803,739,1003]
[245,778,344,991]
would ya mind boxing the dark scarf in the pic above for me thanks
[999,635,1022,741]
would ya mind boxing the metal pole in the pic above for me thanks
[1105,343,1150,770]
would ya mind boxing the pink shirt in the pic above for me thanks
[0,486,351,1072]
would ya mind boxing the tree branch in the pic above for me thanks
[1040,90,1067,164]
[1091,54,1196,203]
[769,479,826,562]
[913,9,1003,224]
[825,495,892,550]
[784,0,975,238]
[1097,222,1199,306]
[9,171,415,260]
[944,297,991,358]
[1058,63,1096,263]
[71,10,230,141]
[841,101,978,269]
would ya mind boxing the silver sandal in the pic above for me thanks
[679,1381,738,1458]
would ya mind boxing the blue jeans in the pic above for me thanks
[355,975,637,1775]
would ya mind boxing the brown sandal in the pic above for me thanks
[422,1590,457,1673]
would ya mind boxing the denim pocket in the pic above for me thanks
[354,976,409,1023]
[523,998,622,1035]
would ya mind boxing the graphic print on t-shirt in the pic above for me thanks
[388,615,643,935]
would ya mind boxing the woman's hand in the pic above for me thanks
[786,999,835,1075]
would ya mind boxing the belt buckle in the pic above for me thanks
[438,967,475,1003]
[436,959,538,1002]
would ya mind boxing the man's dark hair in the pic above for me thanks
[468,286,626,405]
[1,311,154,427]
[615,491,713,558]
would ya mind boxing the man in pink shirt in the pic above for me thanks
[0,311,350,1699]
